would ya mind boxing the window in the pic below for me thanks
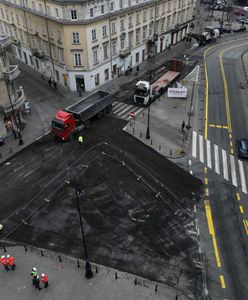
[95,73,100,86]
[16,14,20,25]
[135,29,140,44]
[90,8,94,17]
[111,21,116,34]
[0,8,4,19]
[119,0,123,9]
[136,0,139,3]
[55,8,59,18]
[136,13,139,25]
[135,52,139,63]
[59,48,64,63]
[72,32,80,44]
[103,44,108,59]
[101,5,104,14]
[93,49,98,63]
[92,29,96,41]
[128,32,133,48]
[57,30,62,42]
[128,0,131,6]
[110,2,114,11]
[74,53,82,66]
[161,18,165,32]
[150,8,153,20]
[155,5,159,17]
[47,6,51,15]
[102,25,107,37]
[39,3,43,13]
[143,10,147,22]
[120,19,125,31]
[112,41,117,55]
[51,45,56,59]
[120,37,125,50]
[71,10,77,20]
[162,3,165,14]
[32,1,35,11]
[104,68,109,81]
[128,15,132,27]
[143,26,147,39]
[149,23,153,35]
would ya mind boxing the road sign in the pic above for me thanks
[129,111,136,118]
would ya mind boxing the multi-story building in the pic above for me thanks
[0,32,25,137]
[0,0,193,92]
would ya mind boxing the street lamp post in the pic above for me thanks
[75,187,93,279]
[146,72,152,140]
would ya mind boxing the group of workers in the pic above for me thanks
[1,255,49,291]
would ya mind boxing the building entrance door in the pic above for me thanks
[76,76,85,92]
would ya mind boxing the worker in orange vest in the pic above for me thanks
[41,273,49,288]
[6,254,16,270]
[0,255,9,271]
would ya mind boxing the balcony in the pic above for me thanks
[0,34,11,48]
[147,34,158,45]
[119,48,131,59]
[2,88,25,114]
[4,65,20,81]
[33,50,45,59]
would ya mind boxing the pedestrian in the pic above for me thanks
[33,274,42,290]
[12,129,17,139]
[41,273,49,288]
[6,254,16,270]
[48,78,52,87]
[31,267,38,286]
[54,81,57,90]
[1,255,9,272]
[78,135,84,146]
[182,121,185,132]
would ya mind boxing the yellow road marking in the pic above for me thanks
[229,133,232,139]
[243,220,248,235]
[209,124,229,129]
[230,141,233,147]
[230,148,234,155]
[205,188,209,197]
[205,200,221,267]
[209,124,215,127]
[205,178,208,185]
[216,125,222,128]
[240,205,244,214]
[236,193,240,201]
[204,167,208,174]
[223,126,229,129]
[220,275,226,288]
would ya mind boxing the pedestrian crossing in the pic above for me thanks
[192,131,248,194]
[111,101,145,121]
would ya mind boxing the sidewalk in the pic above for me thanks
[0,245,184,300]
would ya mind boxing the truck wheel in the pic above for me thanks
[107,104,112,113]
[97,112,104,119]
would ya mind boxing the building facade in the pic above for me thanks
[0,33,25,137]
[0,0,194,92]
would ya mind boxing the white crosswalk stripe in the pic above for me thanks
[191,131,248,194]
[238,160,247,194]
[214,144,220,175]
[111,101,145,121]
[222,149,228,181]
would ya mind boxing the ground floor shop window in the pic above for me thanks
[104,68,109,81]
[95,73,100,86]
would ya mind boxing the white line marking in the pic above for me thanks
[188,160,192,166]
[192,131,197,158]
[238,160,247,194]
[206,139,212,169]
[117,105,135,116]
[199,135,204,163]
[230,155,237,187]
[222,149,228,180]
[23,170,34,178]
[112,103,128,114]
[214,144,220,174]
[112,101,123,109]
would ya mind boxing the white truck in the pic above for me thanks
[134,71,180,105]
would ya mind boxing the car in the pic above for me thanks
[233,26,247,32]
[236,139,248,158]
[214,26,232,33]
[236,16,246,22]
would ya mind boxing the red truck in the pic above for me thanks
[51,91,113,141]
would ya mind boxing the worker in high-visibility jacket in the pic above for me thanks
[6,254,16,270]
[78,135,84,146]
[41,273,49,288]
[31,267,38,286]
[0,255,9,271]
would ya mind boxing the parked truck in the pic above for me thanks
[189,27,220,46]
[51,91,113,141]
[134,71,180,105]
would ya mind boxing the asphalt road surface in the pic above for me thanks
[0,116,203,299]
[190,35,248,300]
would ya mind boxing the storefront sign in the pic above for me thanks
[167,87,187,98]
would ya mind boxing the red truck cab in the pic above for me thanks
[51,110,76,141]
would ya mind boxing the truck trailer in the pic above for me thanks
[51,90,113,141]
[134,71,180,105]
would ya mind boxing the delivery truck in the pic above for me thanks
[51,91,113,141]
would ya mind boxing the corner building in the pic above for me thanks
[0,0,194,92]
